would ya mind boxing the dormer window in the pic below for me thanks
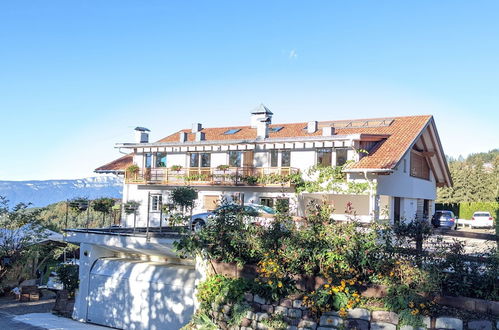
[269,126,283,133]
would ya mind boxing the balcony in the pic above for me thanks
[125,166,300,187]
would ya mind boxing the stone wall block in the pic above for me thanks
[256,322,269,330]
[298,319,317,329]
[244,292,254,302]
[399,326,425,330]
[293,300,304,309]
[371,311,399,324]
[435,317,463,330]
[319,315,343,327]
[370,321,396,330]
[222,304,231,314]
[256,312,269,321]
[274,306,288,316]
[280,299,293,308]
[261,304,274,314]
[254,294,267,305]
[245,310,257,320]
[347,308,370,321]
[467,320,492,330]
[288,308,303,319]
[240,318,252,327]
[345,318,369,330]
[422,316,431,328]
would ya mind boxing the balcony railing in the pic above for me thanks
[125,166,300,187]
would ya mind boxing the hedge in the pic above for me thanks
[435,202,499,220]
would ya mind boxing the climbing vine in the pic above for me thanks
[294,164,373,194]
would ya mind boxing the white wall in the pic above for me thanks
[290,150,316,170]
[376,152,436,200]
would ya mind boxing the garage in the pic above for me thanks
[86,258,196,329]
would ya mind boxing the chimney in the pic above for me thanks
[250,104,273,128]
[134,127,150,143]
[192,123,202,133]
[195,131,205,142]
[322,126,335,136]
[179,132,188,142]
[256,117,270,140]
[307,121,318,133]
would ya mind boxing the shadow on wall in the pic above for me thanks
[86,258,196,330]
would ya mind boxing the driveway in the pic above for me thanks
[0,295,110,329]
[0,296,54,329]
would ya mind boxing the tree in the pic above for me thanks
[0,197,47,289]
[169,186,198,225]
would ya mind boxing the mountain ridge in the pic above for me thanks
[0,176,123,207]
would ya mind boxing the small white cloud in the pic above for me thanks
[289,49,298,59]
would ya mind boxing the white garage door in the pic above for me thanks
[87,258,196,330]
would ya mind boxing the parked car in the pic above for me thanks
[431,210,457,230]
[190,204,276,231]
[471,211,494,229]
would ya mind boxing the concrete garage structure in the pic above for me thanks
[66,230,200,330]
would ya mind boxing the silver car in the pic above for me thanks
[190,204,275,231]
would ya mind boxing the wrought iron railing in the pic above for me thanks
[125,166,299,186]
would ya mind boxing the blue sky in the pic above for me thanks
[1,1,498,180]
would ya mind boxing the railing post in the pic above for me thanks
[146,191,150,239]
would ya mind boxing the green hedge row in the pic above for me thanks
[459,202,499,220]
[435,202,499,220]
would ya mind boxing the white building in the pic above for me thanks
[97,104,452,226]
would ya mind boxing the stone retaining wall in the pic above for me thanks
[209,293,499,330]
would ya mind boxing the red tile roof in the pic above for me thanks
[95,154,133,173]
[95,115,432,172]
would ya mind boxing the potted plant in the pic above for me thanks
[68,197,89,212]
[124,200,140,214]
[126,164,139,174]
[217,164,230,171]
[171,165,183,172]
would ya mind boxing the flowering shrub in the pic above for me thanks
[255,256,296,301]
[302,279,361,317]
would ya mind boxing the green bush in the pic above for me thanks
[56,264,79,297]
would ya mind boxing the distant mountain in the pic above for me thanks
[0,176,123,208]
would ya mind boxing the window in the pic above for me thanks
[410,151,430,180]
[316,148,332,166]
[224,129,241,135]
[393,197,401,225]
[229,151,242,167]
[200,153,211,167]
[189,153,199,168]
[335,148,348,166]
[150,194,162,212]
[269,126,283,133]
[259,197,274,208]
[270,150,278,167]
[281,150,291,167]
[144,153,152,168]
[189,153,211,167]
[155,152,167,167]
[403,159,407,173]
